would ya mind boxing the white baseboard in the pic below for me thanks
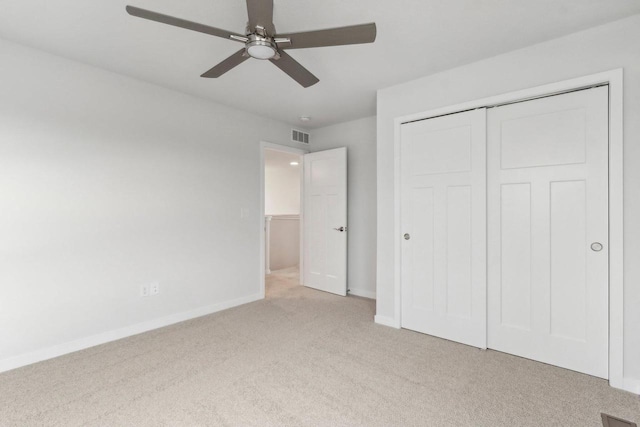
[0,293,263,374]
[374,315,400,329]
[611,376,640,395]
[621,377,640,395]
[348,288,376,299]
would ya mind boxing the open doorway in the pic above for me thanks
[260,143,306,297]
[260,142,349,298]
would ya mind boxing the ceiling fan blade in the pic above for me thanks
[246,0,275,34]
[126,6,244,40]
[201,49,249,78]
[270,51,319,88]
[277,23,376,49]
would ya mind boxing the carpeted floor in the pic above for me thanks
[1,268,639,426]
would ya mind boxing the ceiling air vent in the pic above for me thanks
[292,129,310,144]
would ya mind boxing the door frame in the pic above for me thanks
[259,141,308,298]
[391,69,625,391]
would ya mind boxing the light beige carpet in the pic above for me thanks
[1,269,639,426]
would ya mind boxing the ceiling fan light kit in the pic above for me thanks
[246,34,279,60]
[126,0,376,87]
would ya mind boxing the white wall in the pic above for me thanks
[264,150,301,215]
[311,117,377,299]
[0,38,300,370]
[377,15,640,389]
[268,216,300,271]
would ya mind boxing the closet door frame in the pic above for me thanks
[390,69,625,392]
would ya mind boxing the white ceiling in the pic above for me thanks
[1,1,639,128]
[265,148,300,170]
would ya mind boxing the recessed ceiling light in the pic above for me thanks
[290,161,299,166]
[299,116,312,122]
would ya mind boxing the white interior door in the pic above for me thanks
[303,147,347,296]
[400,109,487,349]
[487,86,609,378]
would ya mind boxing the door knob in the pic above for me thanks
[404,233,410,240]
[333,226,346,232]
[591,242,603,252]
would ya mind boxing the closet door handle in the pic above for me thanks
[333,226,346,232]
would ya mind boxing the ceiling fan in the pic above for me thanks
[126,1,377,88]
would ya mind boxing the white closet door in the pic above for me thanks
[487,86,609,378]
[303,147,347,296]
[400,109,487,349]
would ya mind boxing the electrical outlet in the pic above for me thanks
[150,282,160,295]
[140,284,149,297]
